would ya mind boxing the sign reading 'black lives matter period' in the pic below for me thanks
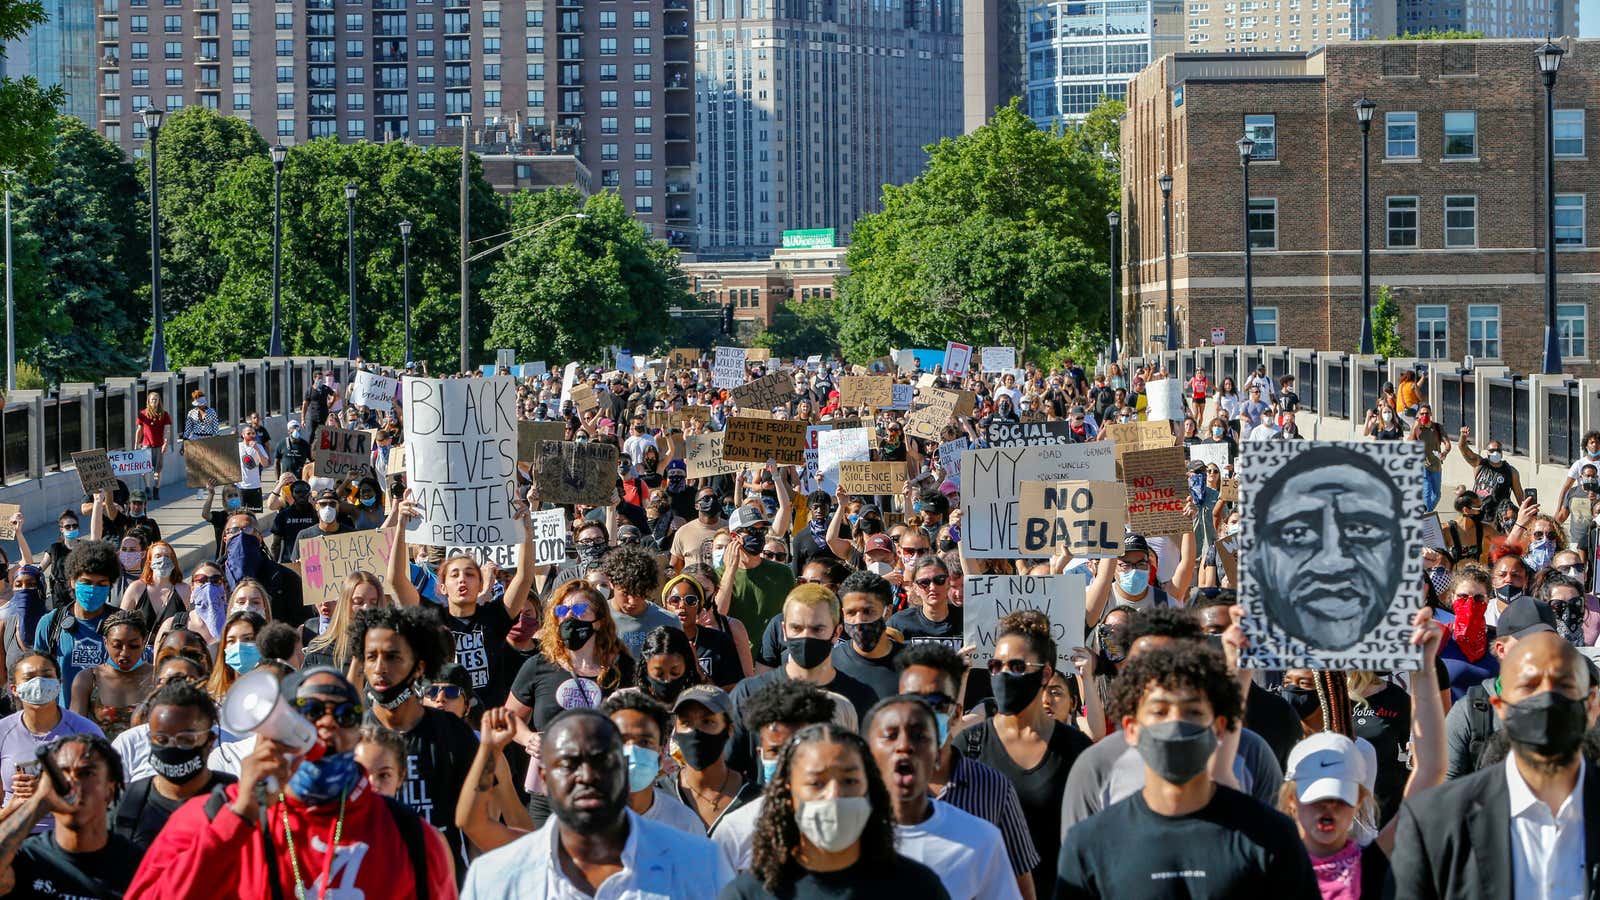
[403,376,520,547]
[1236,440,1425,670]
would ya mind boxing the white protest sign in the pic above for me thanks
[444,543,525,569]
[963,574,1084,668]
[1146,379,1185,421]
[894,349,916,372]
[351,371,399,412]
[961,443,1117,558]
[403,376,520,547]
[560,361,582,407]
[530,508,568,566]
[817,427,872,496]
[615,349,634,374]
[980,347,1016,372]
[108,448,153,477]
[496,348,516,368]
[523,361,548,380]
[937,438,968,491]
[713,346,746,390]
[1187,442,1231,472]
[943,342,972,378]
[806,354,823,370]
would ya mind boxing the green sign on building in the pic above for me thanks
[781,228,837,249]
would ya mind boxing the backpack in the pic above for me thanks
[44,541,72,610]
[1461,681,1497,776]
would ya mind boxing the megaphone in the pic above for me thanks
[219,669,323,761]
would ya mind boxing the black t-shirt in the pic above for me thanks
[829,639,904,702]
[962,718,1092,895]
[12,829,144,899]
[887,606,963,652]
[1353,681,1412,825]
[511,651,637,732]
[718,853,952,900]
[445,602,516,708]
[689,623,744,687]
[1055,785,1318,899]
[726,667,880,781]
[112,772,239,849]
[1474,461,1515,511]
[270,505,319,562]
[1244,682,1302,769]
[379,705,478,869]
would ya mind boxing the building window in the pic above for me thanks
[601,169,619,187]
[600,90,618,108]
[634,10,651,26]
[346,66,363,84]
[232,91,250,110]
[601,142,618,160]
[600,10,617,27]
[163,14,179,31]
[418,118,436,136]
[482,9,499,27]
[165,68,183,85]
[1554,108,1585,157]
[417,66,434,84]
[1247,197,1276,249]
[345,12,362,29]
[1444,195,1477,247]
[601,116,618,134]
[1386,196,1418,247]
[1415,305,1447,359]
[483,90,500,107]
[275,12,292,29]
[276,38,293,56]
[276,66,292,83]
[1385,111,1416,158]
[634,142,652,160]
[163,41,181,59]
[600,64,617,80]
[417,39,433,56]
[132,42,149,60]
[633,89,649,107]
[521,90,539,107]
[230,12,248,29]
[483,37,499,54]
[132,68,148,86]
[347,119,365,137]
[633,63,650,80]
[345,40,363,56]
[130,15,148,32]
[1468,305,1500,358]
[633,115,651,133]
[1243,113,1275,159]
[1558,303,1588,358]
[636,195,653,213]
[277,92,293,109]
[277,118,294,136]
[231,65,250,82]
[635,169,652,186]
[600,37,617,54]
[1443,110,1476,158]
[483,63,500,80]
[1253,307,1279,344]
[632,37,650,54]
[1556,194,1585,246]
[346,93,364,110]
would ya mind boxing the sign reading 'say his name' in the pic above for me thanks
[403,376,520,547]
[1236,440,1425,671]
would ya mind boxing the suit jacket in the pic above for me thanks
[1390,756,1600,900]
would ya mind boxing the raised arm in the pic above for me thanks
[455,707,533,853]
[1457,427,1481,467]
[11,514,30,568]
[387,492,422,607]
[501,486,540,619]
[1378,610,1447,854]
[770,463,793,538]
[824,486,855,559]
[89,493,105,542]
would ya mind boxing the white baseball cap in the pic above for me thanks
[1285,732,1367,807]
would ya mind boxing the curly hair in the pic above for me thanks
[47,733,125,803]
[633,626,705,697]
[1105,643,1242,725]
[1126,606,1204,647]
[351,604,450,681]
[1448,563,1492,596]
[894,642,964,695]
[357,724,409,766]
[102,609,149,639]
[537,580,628,690]
[741,678,837,734]
[837,570,893,608]
[749,724,897,893]
[65,541,120,583]
[601,544,661,599]
[998,609,1056,668]
[600,689,672,743]
[145,676,219,729]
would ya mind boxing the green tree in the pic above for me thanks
[0,0,63,176]
[1385,28,1485,39]
[752,295,841,358]
[482,188,692,364]
[835,101,1108,362]
[163,138,508,368]
[1371,284,1404,356]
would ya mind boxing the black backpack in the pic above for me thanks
[1461,682,1497,776]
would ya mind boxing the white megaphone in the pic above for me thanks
[220,669,324,762]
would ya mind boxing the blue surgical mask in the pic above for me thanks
[1118,567,1150,595]
[74,583,111,614]
[62,527,80,541]
[291,429,302,439]
[759,756,780,785]
[623,743,661,793]
[113,654,148,673]
[225,641,260,674]
[360,496,377,507]
[711,546,726,569]
[226,497,243,510]
[286,749,362,805]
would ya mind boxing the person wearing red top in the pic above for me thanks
[136,391,173,501]
[1187,368,1210,404]
[125,667,456,900]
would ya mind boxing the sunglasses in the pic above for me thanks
[292,697,363,728]
[988,658,1046,676]
[900,546,929,556]
[1455,592,1489,603]
[1559,565,1586,578]
[191,574,225,585]
[761,550,789,562]
[663,592,700,607]
[424,684,465,701]
[554,602,591,619]
[915,574,949,588]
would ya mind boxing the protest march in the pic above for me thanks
[0,346,1593,900]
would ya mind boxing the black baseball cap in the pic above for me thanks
[1123,534,1153,556]
[1497,596,1557,640]
[314,489,340,505]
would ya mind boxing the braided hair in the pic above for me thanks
[1313,670,1353,737]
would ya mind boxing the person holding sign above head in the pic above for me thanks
[1087,533,1197,624]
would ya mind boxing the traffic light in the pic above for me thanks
[722,304,734,335]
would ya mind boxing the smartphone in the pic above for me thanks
[34,745,69,798]
[1526,488,1538,505]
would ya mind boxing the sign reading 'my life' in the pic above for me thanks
[403,376,519,547]
[962,443,1117,559]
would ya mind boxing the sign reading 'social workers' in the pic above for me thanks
[403,376,520,547]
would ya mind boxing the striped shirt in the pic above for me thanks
[938,748,1041,878]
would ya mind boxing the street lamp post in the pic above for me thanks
[268,144,287,357]
[1158,171,1175,350]
[458,113,470,374]
[1107,210,1120,364]
[1539,41,1565,375]
[1238,134,1258,346]
[142,107,166,372]
[399,219,413,366]
[345,182,359,360]
[1356,97,1376,355]
[2,168,15,392]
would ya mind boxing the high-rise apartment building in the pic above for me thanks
[965,0,1027,131]
[1181,0,1395,52]
[692,0,963,257]
[4,0,97,127]
[1025,0,1183,124]
[95,0,691,243]
[1399,0,1574,40]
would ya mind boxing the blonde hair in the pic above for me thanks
[305,571,386,667]
[1277,780,1379,843]
[782,583,839,625]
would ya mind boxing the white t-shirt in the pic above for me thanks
[237,441,267,490]
[895,799,1020,900]
[710,796,764,871]
[640,787,708,836]
[1247,422,1282,442]
[1565,455,1600,480]
[623,434,659,465]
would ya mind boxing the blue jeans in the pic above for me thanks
[1424,469,1442,512]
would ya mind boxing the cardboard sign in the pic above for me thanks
[684,432,741,479]
[980,347,1016,372]
[916,373,938,388]
[670,406,713,427]
[712,346,746,390]
[962,443,1117,558]
[937,437,968,491]
[887,384,914,411]
[837,376,894,410]
[1018,479,1126,558]
[1122,446,1190,537]
[670,348,700,369]
[1146,378,1185,422]
[730,409,774,420]
[72,449,117,495]
[530,440,619,507]
[517,421,567,461]
[722,417,807,465]
[184,434,242,488]
[943,341,972,378]
[1216,534,1239,585]
[1237,440,1425,670]
[351,371,399,412]
[818,427,873,495]
[963,574,1084,668]
[387,444,407,476]
[645,410,672,430]
[904,388,977,442]
[569,384,601,416]
[404,376,521,546]
[0,504,18,540]
[1103,420,1178,473]
[837,461,901,495]
[747,348,772,363]
[1187,442,1230,472]
[731,370,793,412]
[312,427,374,478]
[299,529,393,608]
[985,420,1074,448]
[1219,478,1240,502]
[108,448,154,477]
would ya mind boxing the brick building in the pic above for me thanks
[1120,38,1600,375]
[684,243,847,327]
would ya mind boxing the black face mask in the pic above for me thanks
[370,678,414,710]
[992,669,1045,715]
[696,497,718,514]
[739,532,765,554]
[1495,584,1521,603]
[937,538,956,552]
[842,619,885,653]
[785,636,834,669]
[857,518,883,536]
[645,672,693,704]
[1502,690,1591,759]
[150,742,211,781]
[1280,685,1320,720]
[559,619,596,651]
[675,727,730,770]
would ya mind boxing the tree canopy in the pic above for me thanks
[0,0,63,177]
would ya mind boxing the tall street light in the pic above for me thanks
[142,106,166,372]
[399,219,413,366]
[2,168,15,392]
[345,182,359,360]
[1158,171,1175,350]
[1539,40,1565,375]
[1238,134,1258,346]
[1107,210,1120,364]
[1356,97,1376,355]
[268,144,287,357]
[458,113,471,373]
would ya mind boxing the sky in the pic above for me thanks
[1585,0,1597,36]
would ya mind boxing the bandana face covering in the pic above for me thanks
[1452,596,1489,661]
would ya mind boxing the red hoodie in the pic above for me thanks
[125,778,456,900]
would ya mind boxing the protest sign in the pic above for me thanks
[645,410,672,430]
[530,440,618,507]
[1187,442,1230,472]
[388,444,407,476]
[888,384,914,411]
[747,348,772,363]
[443,543,525,570]
[837,461,901,496]
[1420,511,1444,549]
[300,529,393,608]
[943,342,972,378]
[817,427,872,495]
[712,346,746,389]
[937,438,968,490]
[806,354,823,370]
[980,347,1016,372]
[962,443,1117,558]
[730,370,793,411]
[184,435,241,488]
[559,361,581,406]
[517,421,566,461]
[614,349,634,374]
[985,420,1073,448]
[1218,478,1239,502]
[837,376,894,410]
[522,361,548,380]
[72,449,117,495]
[684,433,741,479]
[108,448,154,478]
[1145,379,1185,421]
[312,426,374,478]
[1122,446,1189,537]
[569,384,601,415]
[1018,480,1125,558]
[670,348,700,369]
[1102,419,1178,473]
[351,371,399,412]
[670,406,712,427]
[722,417,807,465]
[963,574,1084,668]
[0,504,18,540]
[904,388,976,442]
[1236,441,1425,670]
[529,508,569,567]
[1216,534,1240,585]
[403,376,520,546]
[730,409,774,420]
